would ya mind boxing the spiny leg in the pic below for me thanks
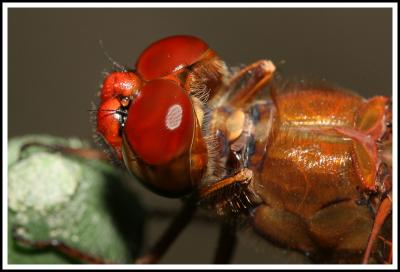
[362,195,392,264]
[135,200,197,264]
[12,225,110,264]
[199,168,254,199]
[213,220,237,264]
[218,60,276,108]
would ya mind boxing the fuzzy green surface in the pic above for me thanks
[8,135,145,264]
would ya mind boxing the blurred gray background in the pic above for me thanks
[8,8,392,264]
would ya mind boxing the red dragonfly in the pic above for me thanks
[14,35,393,264]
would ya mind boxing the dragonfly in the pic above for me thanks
[13,35,393,264]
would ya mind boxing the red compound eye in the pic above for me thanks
[136,35,209,81]
[100,71,141,101]
[124,79,194,165]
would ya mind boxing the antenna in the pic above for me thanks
[99,39,126,71]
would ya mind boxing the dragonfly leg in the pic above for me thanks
[12,225,109,264]
[213,220,237,264]
[362,195,392,264]
[134,200,197,264]
[215,60,276,107]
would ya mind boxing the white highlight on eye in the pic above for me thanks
[165,104,183,130]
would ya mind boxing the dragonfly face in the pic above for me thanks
[96,35,392,264]
[96,35,221,197]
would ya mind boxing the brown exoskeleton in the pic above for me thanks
[13,35,393,264]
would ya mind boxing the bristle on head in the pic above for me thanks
[89,101,125,169]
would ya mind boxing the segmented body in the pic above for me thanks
[200,82,392,263]
[95,35,392,264]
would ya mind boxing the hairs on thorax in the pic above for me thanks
[270,73,361,98]
[190,58,228,105]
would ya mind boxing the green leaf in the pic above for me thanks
[8,135,145,264]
